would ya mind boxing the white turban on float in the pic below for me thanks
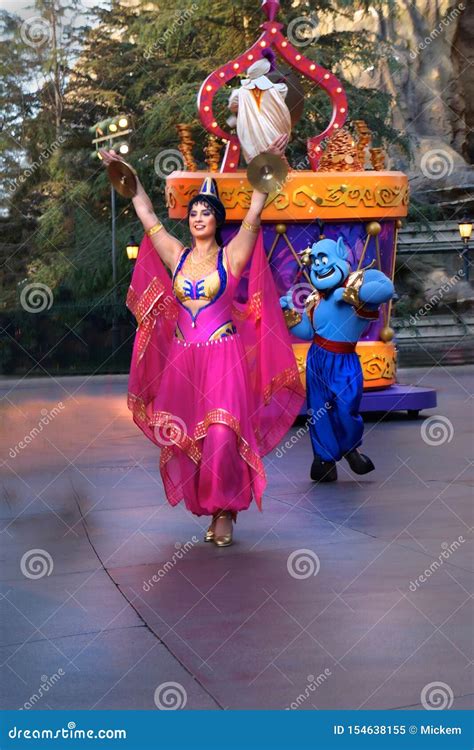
[227,51,291,164]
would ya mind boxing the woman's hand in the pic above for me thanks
[99,148,125,167]
[266,133,289,158]
[99,148,126,166]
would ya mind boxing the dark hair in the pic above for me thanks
[187,194,226,247]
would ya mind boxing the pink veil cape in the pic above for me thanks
[126,230,304,456]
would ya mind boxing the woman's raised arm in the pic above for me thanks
[99,149,183,270]
[226,134,288,277]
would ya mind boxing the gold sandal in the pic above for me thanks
[204,515,217,543]
[213,510,236,547]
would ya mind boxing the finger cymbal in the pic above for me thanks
[107,160,138,198]
[247,152,289,194]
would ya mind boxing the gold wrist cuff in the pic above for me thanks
[283,308,303,329]
[146,222,164,237]
[242,219,261,234]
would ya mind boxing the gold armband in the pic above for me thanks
[146,222,164,238]
[242,219,261,234]
[283,308,303,329]
[342,270,365,307]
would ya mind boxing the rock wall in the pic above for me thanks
[314,0,474,207]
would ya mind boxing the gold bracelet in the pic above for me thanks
[283,308,303,329]
[242,219,261,234]
[146,221,163,237]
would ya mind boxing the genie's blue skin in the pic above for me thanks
[280,237,394,464]
[280,237,394,342]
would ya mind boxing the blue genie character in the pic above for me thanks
[280,236,394,482]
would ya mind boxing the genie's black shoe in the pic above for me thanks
[310,456,338,482]
[344,449,375,475]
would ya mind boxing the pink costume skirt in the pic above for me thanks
[152,334,264,516]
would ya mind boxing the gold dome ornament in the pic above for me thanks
[275,223,287,234]
[380,326,395,342]
[299,246,312,266]
[366,221,382,236]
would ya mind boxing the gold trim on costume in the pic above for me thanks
[126,277,177,362]
[232,291,262,321]
[208,320,237,340]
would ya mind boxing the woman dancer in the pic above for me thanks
[100,137,303,546]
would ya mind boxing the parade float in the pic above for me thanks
[165,0,437,415]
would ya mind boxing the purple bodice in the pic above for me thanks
[172,247,239,344]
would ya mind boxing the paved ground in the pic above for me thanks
[0,367,472,711]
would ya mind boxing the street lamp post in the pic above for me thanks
[90,115,133,358]
[458,217,473,282]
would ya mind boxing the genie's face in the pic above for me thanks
[309,237,350,291]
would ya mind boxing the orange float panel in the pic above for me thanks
[166,170,408,222]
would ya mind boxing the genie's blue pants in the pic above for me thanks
[306,343,364,462]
